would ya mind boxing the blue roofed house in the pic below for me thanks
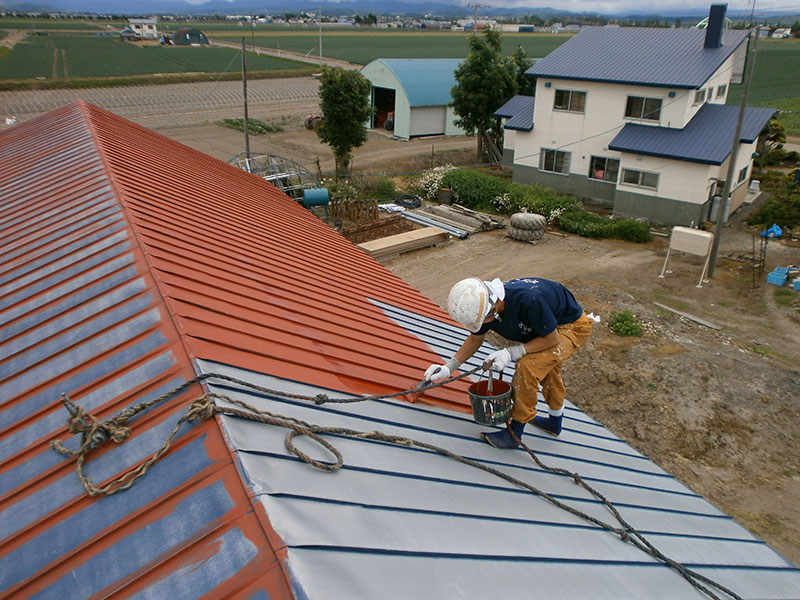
[496,5,776,227]
[360,58,465,138]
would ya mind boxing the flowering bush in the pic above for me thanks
[413,164,457,202]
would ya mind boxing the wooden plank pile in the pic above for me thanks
[357,226,449,259]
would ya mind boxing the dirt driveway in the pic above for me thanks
[157,111,800,566]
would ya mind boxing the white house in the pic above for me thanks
[497,5,776,227]
[128,17,158,39]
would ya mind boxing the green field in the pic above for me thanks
[0,18,106,30]
[727,39,800,135]
[215,30,571,64]
[0,34,309,79]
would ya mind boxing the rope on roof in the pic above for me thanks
[51,372,741,600]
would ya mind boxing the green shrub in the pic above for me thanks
[746,182,800,229]
[500,183,581,220]
[609,310,643,337]
[222,118,283,134]
[556,209,652,242]
[354,175,396,199]
[440,168,510,211]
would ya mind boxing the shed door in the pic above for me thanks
[409,106,446,137]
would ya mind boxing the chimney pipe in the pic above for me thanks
[705,4,727,49]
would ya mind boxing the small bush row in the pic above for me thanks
[421,168,651,243]
[222,118,283,135]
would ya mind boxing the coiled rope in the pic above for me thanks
[51,370,741,600]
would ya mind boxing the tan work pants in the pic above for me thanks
[510,313,593,423]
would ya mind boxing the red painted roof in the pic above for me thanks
[0,101,468,599]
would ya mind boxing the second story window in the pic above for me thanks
[554,89,586,113]
[716,84,727,99]
[625,96,662,121]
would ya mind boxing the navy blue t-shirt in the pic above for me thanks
[475,278,582,342]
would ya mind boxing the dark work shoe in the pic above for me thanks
[480,420,525,449]
[532,414,562,437]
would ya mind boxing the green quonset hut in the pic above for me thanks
[359,58,465,139]
[173,27,209,45]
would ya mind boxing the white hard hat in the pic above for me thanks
[447,277,493,333]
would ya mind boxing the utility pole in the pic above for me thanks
[708,25,760,278]
[241,37,250,155]
[318,6,323,68]
[468,3,489,36]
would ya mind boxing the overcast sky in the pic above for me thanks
[454,0,798,13]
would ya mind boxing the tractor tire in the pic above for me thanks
[508,225,544,242]
[304,116,315,130]
[510,212,546,231]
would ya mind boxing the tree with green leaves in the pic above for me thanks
[508,46,535,96]
[316,66,374,177]
[450,29,516,160]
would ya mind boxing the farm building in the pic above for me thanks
[127,18,158,40]
[497,4,776,227]
[172,27,209,45]
[359,58,465,139]
[2,101,799,599]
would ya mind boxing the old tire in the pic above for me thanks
[395,194,422,209]
[510,212,546,231]
[509,225,544,242]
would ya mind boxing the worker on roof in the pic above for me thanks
[424,277,593,448]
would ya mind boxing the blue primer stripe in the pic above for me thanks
[0,280,148,359]
[0,202,119,267]
[216,384,660,477]
[0,271,142,341]
[0,434,214,593]
[31,483,245,600]
[269,492,761,545]
[0,221,125,287]
[0,295,155,379]
[243,449,721,521]
[0,258,136,327]
[245,591,272,600]
[0,230,129,297]
[0,243,133,311]
[0,366,181,495]
[0,307,162,400]
[0,331,166,432]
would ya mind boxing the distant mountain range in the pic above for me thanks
[0,0,796,20]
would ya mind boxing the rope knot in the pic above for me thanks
[313,393,329,405]
[109,426,131,443]
[619,529,630,542]
[188,397,217,421]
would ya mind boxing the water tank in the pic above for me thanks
[302,188,330,208]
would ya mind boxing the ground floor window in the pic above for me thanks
[540,148,571,174]
[589,156,620,182]
[738,165,749,184]
[621,168,659,190]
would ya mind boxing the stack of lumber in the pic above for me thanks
[357,226,449,259]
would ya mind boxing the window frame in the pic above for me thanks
[624,95,662,121]
[620,167,659,190]
[737,165,749,184]
[539,148,571,175]
[694,88,707,104]
[553,89,587,113]
[716,84,727,99]
[588,156,620,183]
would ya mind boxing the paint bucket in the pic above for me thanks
[467,371,512,425]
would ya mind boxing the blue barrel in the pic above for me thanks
[302,188,329,208]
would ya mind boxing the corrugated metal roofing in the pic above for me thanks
[2,101,799,599]
[609,103,776,165]
[527,27,750,89]
[379,58,463,107]
[495,94,535,131]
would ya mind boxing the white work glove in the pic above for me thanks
[484,345,526,372]
[424,357,461,383]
